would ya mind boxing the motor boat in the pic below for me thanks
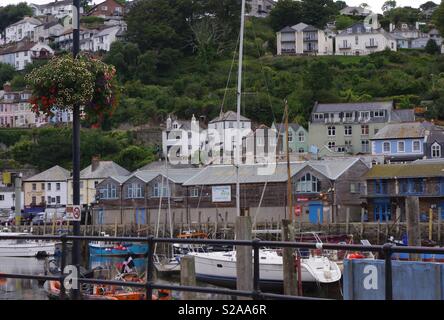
[189,248,342,289]
[0,229,57,257]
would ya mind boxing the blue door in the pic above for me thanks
[373,199,391,222]
[309,202,323,224]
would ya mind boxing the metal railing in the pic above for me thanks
[1,234,444,300]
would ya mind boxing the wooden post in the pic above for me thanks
[282,219,297,296]
[180,255,197,300]
[360,208,365,238]
[439,207,442,244]
[235,216,252,299]
[406,197,421,261]
[429,208,433,241]
[346,208,350,234]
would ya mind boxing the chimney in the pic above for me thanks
[3,82,11,92]
[91,155,100,172]
[389,23,394,32]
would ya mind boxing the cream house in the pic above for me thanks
[67,158,130,206]
[335,21,397,56]
[277,23,334,56]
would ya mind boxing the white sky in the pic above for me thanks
[0,0,441,13]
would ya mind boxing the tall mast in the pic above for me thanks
[236,0,246,217]
[285,101,293,222]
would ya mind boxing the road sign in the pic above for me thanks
[66,205,82,221]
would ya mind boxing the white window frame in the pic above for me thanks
[431,142,441,158]
[397,141,405,153]
[383,141,391,154]
[327,126,336,137]
[190,187,199,198]
[344,125,352,136]
[298,131,305,142]
[413,140,421,153]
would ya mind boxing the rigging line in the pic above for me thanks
[154,174,165,255]
[252,180,268,229]
[250,18,276,123]
[221,36,240,115]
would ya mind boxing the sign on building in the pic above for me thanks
[212,186,231,202]
[65,205,82,221]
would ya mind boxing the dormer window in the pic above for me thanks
[432,142,441,158]
[347,28,352,34]
[173,123,178,129]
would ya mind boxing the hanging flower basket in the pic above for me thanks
[25,54,119,125]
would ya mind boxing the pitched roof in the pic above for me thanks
[274,123,303,134]
[291,23,309,32]
[134,168,202,184]
[79,161,130,179]
[390,109,416,123]
[313,101,394,113]
[209,111,250,123]
[0,40,37,55]
[279,26,295,33]
[9,16,42,27]
[183,158,361,186]
[25,165,70,182]
[364,163,444,179]
[371,122,432,140]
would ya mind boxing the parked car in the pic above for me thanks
[31,212,47,225]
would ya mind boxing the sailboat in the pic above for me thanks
[187,0,342,289]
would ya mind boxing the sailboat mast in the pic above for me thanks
[285,101,293,222]
[236,0,246,217]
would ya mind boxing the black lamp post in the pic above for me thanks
[71,0,81,300]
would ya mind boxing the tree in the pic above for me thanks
[335,15,356,30]
[382,1,397,12]
[384,7,421,25]
[334,1,348,11]
[269,0,303,31]
[425,39,441,54]
[114,145,155,171]
[0,63,16,86]
[433,2,444,36]
[301,0,339,29]
[0,3,33,33]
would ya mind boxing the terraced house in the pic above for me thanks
[308,101,415,156]
[363,160,444,222]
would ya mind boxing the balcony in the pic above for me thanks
[280,48,296,54]
[338,44,352,50]
[304,37,318,42]
[365,42,378,48]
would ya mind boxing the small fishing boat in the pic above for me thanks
[0,229,57,257]
[189,248,342,290]
[88,233,148,256]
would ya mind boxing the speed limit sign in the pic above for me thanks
[66,205,82,221]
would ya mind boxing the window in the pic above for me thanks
[398,141,405,153]
[295,173,320,193]
[47,196,52,203]
[0,195,4,201]
[413,140,421,153]
[327,126,336,137]
[328,141,336,149]
[100,184,117,199]
[256,136,264,146]
[361,140,370,153]
[32,183,36,191]
[101,5,108,10]
[229,122,233,128]
[153,182,170,197]
[344,112,353,121]
[361,125,369,135]
[56,183,60,191]
[360,112,370,121]
[350,183,357,193]
[383,141,391,153]
[355,36,359,45]
[288,131,293,142]
[375,180,388,194]
[41,183,45,190]
[298,131,305,142]
[298,148,305,153]
[32,196,36,204]
[344,125,352,136]
[47,183,51,191]
[400,179,425,195]
[432,143,441,158]
[56,196,60,204]
[41,196,45,204]
[374,110,384,117]
[190,188,199,198]
[127,183,143,199]
[314,113,324,120]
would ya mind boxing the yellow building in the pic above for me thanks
[67,158,130,206]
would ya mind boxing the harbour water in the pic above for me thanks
[0,255,342,300]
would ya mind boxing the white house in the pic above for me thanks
[92,25,125,52]
[0,40,54,71]
[0,187,24,211]
[340,6,372,17]
[246,0,276,18]
[4,16,42,44]
[277,22,334,55]
[30,0,84,19]
[33,20,64,44]
[335,20,397,56]
[53,28,98,52]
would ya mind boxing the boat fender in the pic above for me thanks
[315,243,323,250]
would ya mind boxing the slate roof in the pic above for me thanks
[209,111,251,123]
[183,158,362,186]
[364,163,444,179]
[0,40,37,55]
[371,122,432,140]
[274,123,303,134]
[391,109,416,122]
[313,101,394,113]
[291,23,309,32]
[79,161,130,179]
[9,17,42,27]
[279,26,295,33]
[134,168,203,184]
[25,165,70,182]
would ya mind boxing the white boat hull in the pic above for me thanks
[189,250,341,287]
[0,242,56,257]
